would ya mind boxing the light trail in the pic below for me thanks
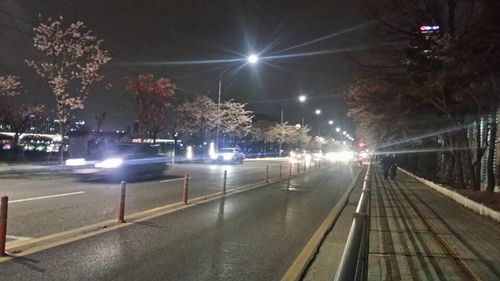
[274,20,379,54]
[262,45,372,60]
[375,123,475,150]
[374,146,473,156]
[115,57,245,66]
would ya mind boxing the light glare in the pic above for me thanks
[247,54,259,64]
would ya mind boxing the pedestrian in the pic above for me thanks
[381,154,397,180]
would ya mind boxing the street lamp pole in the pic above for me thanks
[215,69,226,152]
[215,54,259,152]
[280,102,284,124]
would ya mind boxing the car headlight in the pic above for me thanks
[95,158,123,168]
[66,158,86,166]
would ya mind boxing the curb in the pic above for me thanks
[399,167,500,223]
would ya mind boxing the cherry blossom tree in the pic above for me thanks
[175,95,218,144]
[250,120,274,155]
[219,100,253,145]
[269,122,299,146]
[126,74,176,143]
[0,75,21,97]
[26,16,111,163]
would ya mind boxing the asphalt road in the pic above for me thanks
[1,159,298,241]
[0,162,360,281]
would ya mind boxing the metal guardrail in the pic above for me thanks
[334,162,372,281]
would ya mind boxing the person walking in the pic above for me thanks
[381,154,397,179]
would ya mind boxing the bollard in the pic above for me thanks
[279,163,282,179]
[289,164,292,177]
[297,162,300,175]
[117,181,126,223]
[222,170,227,194]
[0,196,8,257]
[183,173,189,204]
[309,161,312,172]
[304,161,306,172]
[265,165,269,183]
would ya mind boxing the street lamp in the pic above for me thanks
[342,131,347,135]
[247,54,259,64]
[328,120,333,125]
[335,127,341,132]
[279,96,305,156]
[216,54,259,151]
[315,109,321,115]
[298,95,307,126]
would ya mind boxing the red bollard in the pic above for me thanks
[222,170,227,194]
[265,165,269,183]
[0,196,8,257]
[117,181,126,223]
[309,161,312,172]
[279,163,282,179]
[303,161,306,172]
[183,173,189,204]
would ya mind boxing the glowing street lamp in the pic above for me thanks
[247,54,259,64]
[328,120,333,125]
[342,131,347,135]
[336,127,341,132]
[315,109,321,115]
[298,95,307,102]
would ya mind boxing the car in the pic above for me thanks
[67,143,168,181]
[289,149,311,162]
[212,148,245,164]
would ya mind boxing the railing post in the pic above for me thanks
[222,170,227,194]
[303,160,306,172]
[117,181,126,223]
[279,163,282,179]
[265,165,269,183]
[289,164,292,177]
[183,173,189,204]
[297,162,300,175]
[0,196,8,257]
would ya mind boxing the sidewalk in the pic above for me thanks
[369,166,500,280]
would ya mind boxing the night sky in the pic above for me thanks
[0,0,365,136]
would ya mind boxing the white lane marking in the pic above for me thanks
[10,191,86,204]
[160,177,191,183]
[6,235,33,241]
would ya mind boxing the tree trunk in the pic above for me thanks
[473,120,482,191]
[486,107,497,191]
[59,121,65,165]
[486,74,498,192]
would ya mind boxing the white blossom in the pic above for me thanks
[26,16,111,134]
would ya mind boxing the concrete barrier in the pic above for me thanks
[399,168,500,223]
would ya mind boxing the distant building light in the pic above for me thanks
[419,25,439,33]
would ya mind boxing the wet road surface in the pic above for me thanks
[0,163,360,281]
